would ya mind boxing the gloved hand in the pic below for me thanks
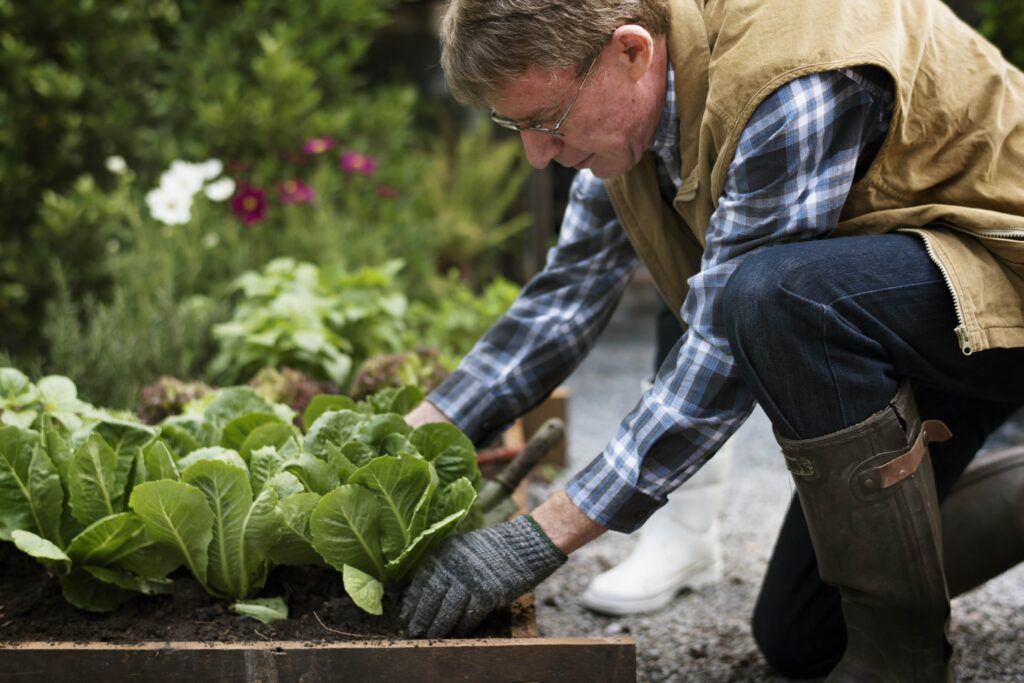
[400,514,567,638]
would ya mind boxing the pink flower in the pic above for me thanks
[303,137,336,155]
[278,179,316,204]
[339,151,377,176]
[231,183,268,225]
[375,184,401,199]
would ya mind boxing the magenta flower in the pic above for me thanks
[339,151,378,176]
[303,137,336,155]
[278,179,316,204]
[231,183,268,225]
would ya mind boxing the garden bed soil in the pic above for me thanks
[0,542,521,643]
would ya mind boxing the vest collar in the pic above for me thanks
[666,0,711,202]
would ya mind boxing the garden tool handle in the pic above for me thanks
[476,418,565,513]
[495,417,565,493]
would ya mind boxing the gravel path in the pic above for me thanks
[530,282,1024,682]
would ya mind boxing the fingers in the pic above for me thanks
[451,595,493,637]
[403,572,448,638]
[422,587,470,639]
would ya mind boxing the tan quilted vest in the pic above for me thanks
[605,0,1024,355]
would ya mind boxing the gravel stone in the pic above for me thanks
[530,282,1024,682]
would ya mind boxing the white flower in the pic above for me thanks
[161,160,206,197]
[204,177,236,202]
[203,232,221,249]
[198,159,224,180]
[105,155,127,174]
[146,186,193,225]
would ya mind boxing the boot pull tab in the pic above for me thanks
[858,420,953,493]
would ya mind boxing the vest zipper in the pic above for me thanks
[970,227,1024,240]
[908,230,974,356]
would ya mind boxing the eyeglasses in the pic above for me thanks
[490,56,598,138]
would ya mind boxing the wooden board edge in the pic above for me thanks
[0,636,635,651]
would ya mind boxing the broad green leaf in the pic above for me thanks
[283,453,340,495]
[84,566,173,595]
[325,442,357,483]
[221,413,282,453]
[68,434,119,526]
[349,454,432,561]
[130,480,213,586]
[0,426,64,543]
[203,387,275,430]
[177,446,248,472]
[143,441,179,481]
[240,423,296,462]
[303,395,357,432]
[380,433,416,457]
[355,414,412,451]
[12,529,70,563]
[66,512,146,566]
[64,512,180,578]
[182,460,281,598]
[343,564,384,615]
[341,441,376,468]
[249,444,287,493]
[60,568,138,612]
[303,410,363,460]
[159,419,205,456]
[269,492,323,566]
[91,420,156,501]
[410,423,481,490]
[266,471,305,498]
[231,597,288,624]
[385,477,477,582]
[59,569,138,610]
[311,485,386,579]
[382,385,424,415]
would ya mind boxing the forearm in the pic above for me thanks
[531,489,607,554]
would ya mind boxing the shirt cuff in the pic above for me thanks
[565,454,667,533]
[426,368,509,446]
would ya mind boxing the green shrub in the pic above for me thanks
[978,0,1024,68]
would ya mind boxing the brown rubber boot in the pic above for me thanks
[942,445,1024,597]
[777,383,955,682]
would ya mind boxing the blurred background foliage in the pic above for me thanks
[0,0,530,408]
[0,0,1019,412]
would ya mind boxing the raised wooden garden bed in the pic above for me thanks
[0,415,636,682]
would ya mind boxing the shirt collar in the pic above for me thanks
[649,63,679,157]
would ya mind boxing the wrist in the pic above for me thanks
[530,490,606,554]
[404,400,452,428]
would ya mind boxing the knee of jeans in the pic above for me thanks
[723,249,804,355]
[750,604,840,678]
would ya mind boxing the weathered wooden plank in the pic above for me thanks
[0,637,637,682]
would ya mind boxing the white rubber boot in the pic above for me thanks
[579,438,734,616]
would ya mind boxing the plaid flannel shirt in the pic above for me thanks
[429,65,894,532]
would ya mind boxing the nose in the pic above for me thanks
[520,131,563,169]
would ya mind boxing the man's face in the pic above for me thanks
[488,30,666,179]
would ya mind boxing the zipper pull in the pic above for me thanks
[955,325,973,356]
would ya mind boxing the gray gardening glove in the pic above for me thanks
[400,515,567,638]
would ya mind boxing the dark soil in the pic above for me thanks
[0,544,520,644]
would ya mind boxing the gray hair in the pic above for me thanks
[440,0,670,108]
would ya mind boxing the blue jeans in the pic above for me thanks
[722,233,1024,677]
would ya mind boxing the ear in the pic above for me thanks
[609,24,655,82]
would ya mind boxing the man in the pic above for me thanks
[400,0,1024,678]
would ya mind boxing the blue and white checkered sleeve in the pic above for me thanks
[427,169,639,444]
[567,69,893,532]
